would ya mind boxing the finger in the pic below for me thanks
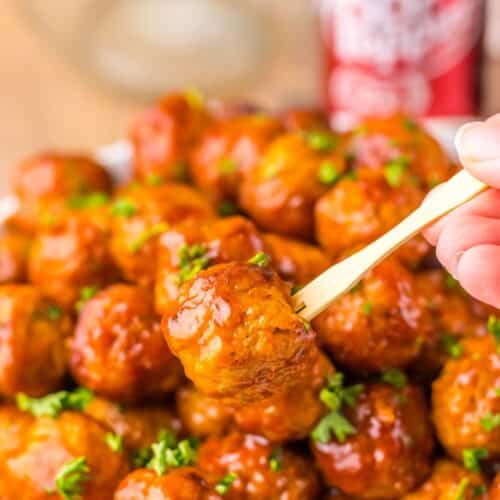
[455,244,500,308]
[434,215,500,276]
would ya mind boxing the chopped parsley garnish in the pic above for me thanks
[311,373,363,443]
[218,200,238,217]
[496,388,500,397]
[480,412,500,432]
[53,457,90,500]
[215,472,238,496]
[383,156,409,188]
[473,485,487,496]
[146,173,165,186]
[343,171,358,181]
[147,435,199,476]
[16,388,93,418]
[441,335,464,359]
[318,161,340,186]
[178,244,211,283]
[445,272,460,290]
[381,368,407,389]
[304,131,337,152]
[488,315,500,350]
[111,198,137,218]
[105,433,123,452]
[291,285,302,295]
[454,478,469,500]
[184,87,204,110]
[248,252,270,267]
[67,191,110,210]
[46,304,62,320]
[262,162,281,180]
[269,447,283,472]
[129,222,169,253]
[218,157,238,175]
[132,447,153,469]
[75,285,99,312]
[402,117,418,132]
[463,447,488,471]
[362,302,372,315]
[172,163,188,182]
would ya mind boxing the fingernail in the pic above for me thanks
[454,122,480,160]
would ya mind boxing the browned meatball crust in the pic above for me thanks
[71,284,183,402]
[432,335,500,461]
[0,285,71,397]
[110,182,215,287]
[311,383,434,499]
[239,131,346,239]
[197,433,320,499]
[155,216,264,316]
[0,230,29,283]
[162,261,320,403]
[313,259,432,374]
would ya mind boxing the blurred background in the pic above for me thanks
[1,0,499,177]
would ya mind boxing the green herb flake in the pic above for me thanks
[16,387,93,418]
[146,173,165,186]
[247,252,270,268]
[67,191,109,210]
[218,157,238,175]
[218,200,238,217]
[111,198,137,218]
[318,161,340,186]
[463,447,488,472]
[215,472,238,496]
[343,171,358,181]
[402,117,418,132]
[129,223,169,253]
[495,388,500,397]
[269,448,283,472]
[184,87,204,110]
[172,163,188,182]
[488,315,500,350]
[472,485,487,497]
[311,411,356,443]
[480,411,500,432]
[262,162,281,180]
[178,244,211,284]
[445,273,460,290]
[381,368,407,389]
[291,284,302,295]
[441,334,464,359]
[304,131,337,152]
[132,447,153,469]
[75,285,99,312]
[383,157,409,188]
[105,433,123,452]
[46,304,62,321]
[53,457,90,500]
[362,302,372,315]
[147,436,199,476]
[454,478,470,500]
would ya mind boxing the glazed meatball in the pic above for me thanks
[110,182,215,287]
[189,114,282,204]
[313,259,432,374]
[71,284,183,402]
[315,175,430,266]
[402,460,488,500]
[176,385,235,438]
[239,131,346,239]
[11,151,112,233]
[130,91,211,182]
[162,261,319,403]
[197,433,320,499]
[0,229,29,283]
[114,467,221,500]
[84,396,183,450]
[311,383,434,498]
[432,335,500,461]
[0,410,129,499]
[234,351,332,442]
[262,233,330,286]
[28,213,118,309]
[0,285,71,397]
[155,216,264,315]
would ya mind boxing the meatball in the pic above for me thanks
[197,433,320,499]
[71,284,183,402]
[0,229,29,283]
[0,405,35,461]
[402,460,488,500]
[279,108,330,132]
[162,261,319,403]
[432,335,500,461]
[0,285,71,397]
[312,382,434,498]
[130,92,211,182]
[84,396,183,450]
[234,352,333,442]
[239,131,346,239]
[176,385,235,438]
[313,259,432,374]
[28,213,118,309]
[491,473,500,499]
[155,216,264,315]
[315,175,430,266]
[262,233,330,286]
[189,114,282,204]
[0,410,129,499]
[11,151,111,233]
[114,467,221,500]
[110,182,215,287]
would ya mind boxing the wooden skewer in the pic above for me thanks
[292,168,487,321]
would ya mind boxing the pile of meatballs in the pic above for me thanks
[0,91,499,499]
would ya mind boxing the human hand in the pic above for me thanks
[423,115,500,308]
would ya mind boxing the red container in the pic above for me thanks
[318,0,485,129]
